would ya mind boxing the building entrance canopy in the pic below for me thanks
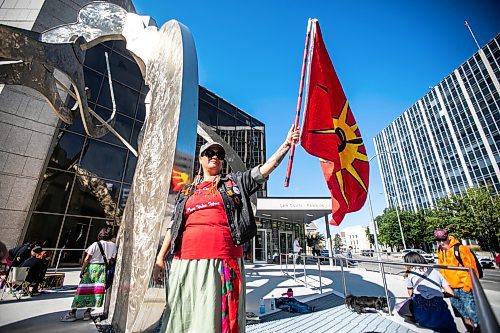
[256,197,331,224]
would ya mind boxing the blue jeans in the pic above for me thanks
[450,288,478,325]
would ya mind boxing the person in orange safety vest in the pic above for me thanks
[435,228,479,332]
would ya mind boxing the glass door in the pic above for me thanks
[279,231,293,263]
[253,229,267,263]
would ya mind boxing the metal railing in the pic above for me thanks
[279,253,499,333]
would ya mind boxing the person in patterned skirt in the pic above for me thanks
[153,126,299,333]
[61,227,117,322]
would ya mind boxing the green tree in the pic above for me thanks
[431,185,499,256]
[333,233,342,250]
[376,208,402,250]
[365,227,375,246]
[306,233,326,247]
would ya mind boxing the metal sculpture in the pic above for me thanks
[0,2,199,332]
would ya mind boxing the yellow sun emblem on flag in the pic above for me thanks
[172,168,191,191]
[310,100,368,204]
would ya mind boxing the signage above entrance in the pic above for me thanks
[256,197,331,224]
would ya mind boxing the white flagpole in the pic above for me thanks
[299,19,317,140]
[465,20,481,50]
[284,18,314,187]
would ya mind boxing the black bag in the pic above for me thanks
[453,244,483,278]
[97,241,115,289]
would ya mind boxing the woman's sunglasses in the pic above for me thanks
[203,149,225,160]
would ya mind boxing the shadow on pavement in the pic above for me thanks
[0,310,97,333]
[0,290,76,304]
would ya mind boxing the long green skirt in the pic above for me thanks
[71,263,106,309]
[161,258,246,333]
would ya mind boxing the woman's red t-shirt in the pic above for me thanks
[174,180,243,259]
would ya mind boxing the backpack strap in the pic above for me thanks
[97,241,109,267]
[453,243,464,267]
[411,268,434,289]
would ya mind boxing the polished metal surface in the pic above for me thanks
[107,19,198,333]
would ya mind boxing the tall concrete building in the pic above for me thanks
[374,34,500,211]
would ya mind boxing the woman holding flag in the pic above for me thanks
[153,126,299,333]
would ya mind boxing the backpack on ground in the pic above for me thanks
[453,243,483,279]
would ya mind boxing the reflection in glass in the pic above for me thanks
[86,219,113,248]
[34,169,75,213]
[83,68,104,104]
[98,80,139,117]
[84,44,111,74]
[99,113,134,147]
[80,139,127,181]
[48,131,85,170]
[24,214,64,248]
[119,185,130,212]
[108,51,143,90]
[135,93,146,121]
[57,216,91,265]
[130,121,143,150]
[124,154,137,184]
[68,165,122,220]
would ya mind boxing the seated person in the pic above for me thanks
[20,246,48,295]
[7,242,34,268]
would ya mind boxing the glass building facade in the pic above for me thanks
[196,87,267,196]
[22,40,146,265]
[374,34,500,211]
[21,41,270,266]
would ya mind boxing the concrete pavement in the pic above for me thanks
[0,268,98,333]
[2,261,497,332]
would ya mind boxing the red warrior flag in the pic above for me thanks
[300,20,369,225]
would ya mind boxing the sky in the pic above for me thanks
[134,0,500,236]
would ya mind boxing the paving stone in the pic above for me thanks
[247,293,417,333]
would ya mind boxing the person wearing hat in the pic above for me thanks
[20,246,48,296]
[435,228,479,332]
[153,125,299,333]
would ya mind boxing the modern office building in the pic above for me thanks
[374,34,500,211]
[339,225,371,253]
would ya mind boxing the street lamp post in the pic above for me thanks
[367,151,398,259]
[393,199,407,249]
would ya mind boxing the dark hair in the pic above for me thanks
[404,251,427,271]
[98,227,113,241]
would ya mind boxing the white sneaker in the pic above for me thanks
[60,313,77,322]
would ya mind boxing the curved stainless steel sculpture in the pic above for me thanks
[0,2,199,332]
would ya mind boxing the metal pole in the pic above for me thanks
[303,255,308,288]
[340,258,347,297]
[367,191,382,262]
[317,259,322,294]
[285,252,288,277]
[380,263,392,316]
[284,18,313,187]
[394,204,406,249]
[465,20,481,50]
[279,252,283,274]
[470,267,500,332]
[324,214,333,267]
